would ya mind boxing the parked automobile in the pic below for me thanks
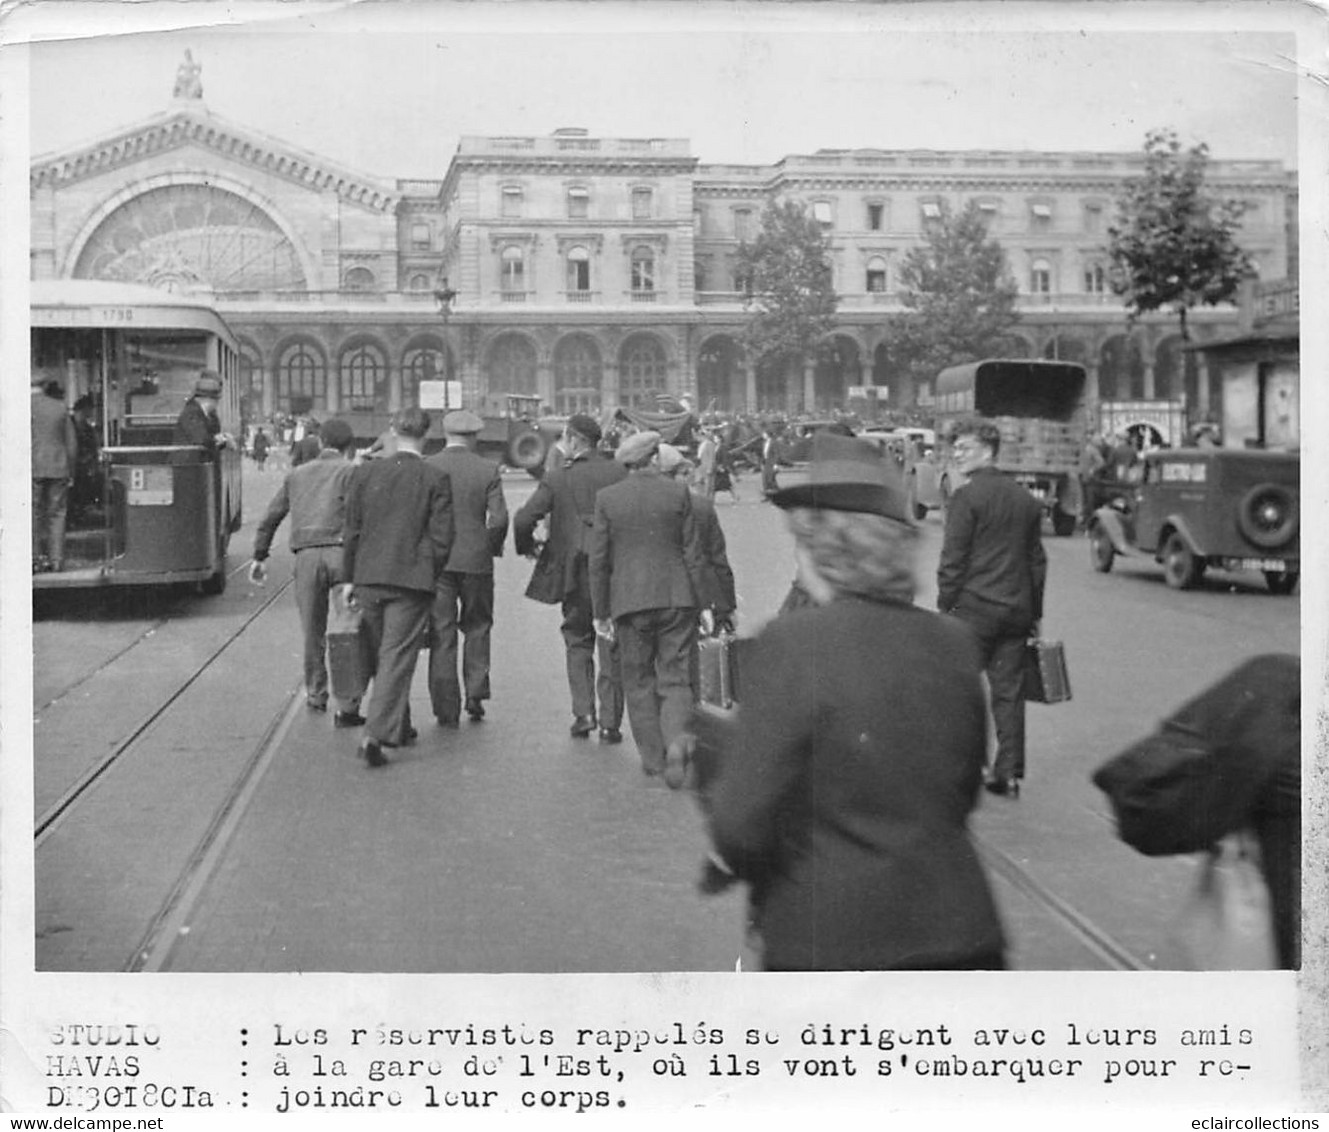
[1087,449,1299,594]
[858,428,944,520]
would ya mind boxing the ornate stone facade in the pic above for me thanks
[30,83,1295,425]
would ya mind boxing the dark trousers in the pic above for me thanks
[429,570,494,722]
[617,607,697,773]
[293,545,357,711]
[355,583,431,748]
[560,579,622,728]
[32,477,69,566]
[761,457,779,495]
[953,610,1029,781]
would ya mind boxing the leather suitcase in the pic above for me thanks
[1024,637,1072,704]
[697,631,740,709]
[327,588,373,702]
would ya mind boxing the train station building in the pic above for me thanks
[28,58,1296,425]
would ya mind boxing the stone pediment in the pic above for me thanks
[30,106,398,214]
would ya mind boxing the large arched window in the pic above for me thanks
[73,183,307,292]
[1029,258,1052,295]
[340,342,385,411]
[620,336,667,409]
[1083,262,1107,294]
[566,246,592,298]
[630,246,655,298]
[277,342,326,415]
[401,344,451,407]
[486,334,537,398]
[554,335,602,414]
[501,246,525,298]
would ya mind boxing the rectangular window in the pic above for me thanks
[568,259,590,291]
[411,223,431,251]
[1030,203,1053,225]
[568,188,589,219]
[501,188,523,219]
[867,203,884,231]
[632,188,653,220]
[733,208,752,241]
[1082,202,1103,232]
[812,200,833,228]
[920,201,942,221]
[866,268,887,293]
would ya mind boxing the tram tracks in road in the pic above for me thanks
[33,558,261,715]
[33,574,295,847]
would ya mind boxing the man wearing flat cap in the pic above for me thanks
[589,430,708,778]
[514,413,627,741]
[31,370,77,573]
[173,370,233,454]
[425,409,509,726]
[250,418,362,721]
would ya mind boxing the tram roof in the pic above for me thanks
[30,279,238,345]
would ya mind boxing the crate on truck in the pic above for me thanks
[934,358,1088,535]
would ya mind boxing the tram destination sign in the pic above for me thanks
[33,305,137,327]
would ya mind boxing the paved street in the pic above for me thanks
[33,457,1298,972]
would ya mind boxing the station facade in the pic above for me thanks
[29,71,1296,425]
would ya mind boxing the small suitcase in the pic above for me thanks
[697,631,740,709]
[327,588,373,702]
[1024,637,1072,704]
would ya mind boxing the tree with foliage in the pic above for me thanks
[884,200,1021,388]
[736,200,838,389]
[1107,128,1253,340]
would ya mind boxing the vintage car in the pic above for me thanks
[1087,449,1299,594]
[857,428,944,520]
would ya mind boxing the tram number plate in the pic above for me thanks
[127,466,172,506]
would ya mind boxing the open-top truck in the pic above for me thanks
[933,358,1088,535]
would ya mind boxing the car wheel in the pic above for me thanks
[1051,508,1077,537]
[1161,532,1202,590]
[1265,571,1298,596]
[1089,524,1115,573]
[507,429,547,470]
[1236,483,1298,549]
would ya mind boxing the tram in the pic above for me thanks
[30,280,243,592]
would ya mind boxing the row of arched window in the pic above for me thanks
[238,332,674,416]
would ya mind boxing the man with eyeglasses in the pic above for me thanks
[937,421,1047,799]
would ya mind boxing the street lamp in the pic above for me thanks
[433,278,458,409]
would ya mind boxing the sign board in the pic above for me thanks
[419,380,464,411]
[846,385,887,403]
[1254,280,1298,323]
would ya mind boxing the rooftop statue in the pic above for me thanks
[173,50,203,100]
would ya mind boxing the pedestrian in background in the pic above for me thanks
[694,429,719,499]
[31,370,77,573]
[937,420,1047,799]
[252,427,271,472]
[698,432,1005,970]
[513,414,627,741]
[759,422,781,497]
[341,408,453,767]
[250,418,362,722]
[425,409,509,727]
[589,430,708,778]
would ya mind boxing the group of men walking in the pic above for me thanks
[253,407,736,777]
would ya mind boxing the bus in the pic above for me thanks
[30,279,243,592]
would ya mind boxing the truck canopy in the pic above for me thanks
[936,359,1086,422]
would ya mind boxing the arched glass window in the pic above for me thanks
[402,345,450,407]
[630,246,655,294]
[566,246,591,295]
[620,336,667,410]
[408,273,432,291]
[501,246,525,294]
[487,334,538,398]
[340,342,385,411]
[344,266,375,291]
[1083,262,1107,293]
[553,336,601,414]
[1029,259,1052,294]
[865,256,888,293]
[277,342,326,415]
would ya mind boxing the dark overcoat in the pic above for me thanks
[706,597,1006,970]
[426,445,509,573]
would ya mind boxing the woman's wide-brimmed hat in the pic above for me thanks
[769,432,911,522]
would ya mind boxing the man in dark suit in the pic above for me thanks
[30,371,77,572]
[589,430,708,777]
[513,414,627,741]
[342,408,453,767]
[937,420,1047,798]
[173,371,233,454]
[425,410,509,726]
